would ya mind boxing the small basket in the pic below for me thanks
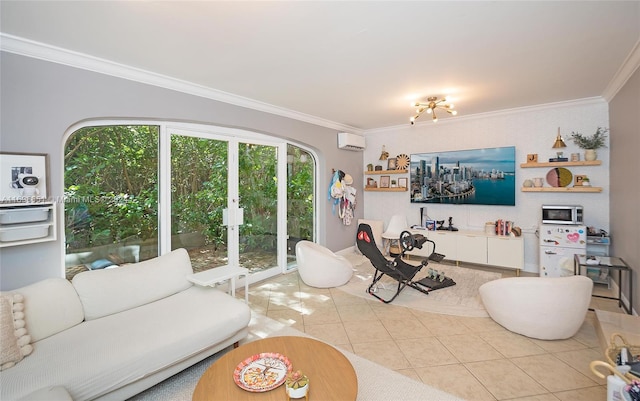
[605,333,640,381]
[590,361,632,385]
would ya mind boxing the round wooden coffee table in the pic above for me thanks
[192,336,358,400]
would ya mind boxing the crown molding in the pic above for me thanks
[365,97,607,135]
[602,38,640,101]
[0,33,362,135]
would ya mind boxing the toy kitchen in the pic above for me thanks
[539,205,586,278]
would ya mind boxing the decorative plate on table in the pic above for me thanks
[233,352,292,392]
[396,154,410,170]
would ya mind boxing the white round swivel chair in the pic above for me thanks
[382,214,408,256]
[295,241,353,288]
[479,275,593,340]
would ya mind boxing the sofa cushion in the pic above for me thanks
[11,278,84,343]
[72,248,193,320]
[0,294,33,370]
[0,286,251,401]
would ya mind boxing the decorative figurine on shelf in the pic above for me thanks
[379,145,389,161]
[18,173,41,198]
[285,370,309,400]
[436,220,445,230]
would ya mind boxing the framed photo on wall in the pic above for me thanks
[0,152,49,204]
[398,178,408,188]
[387,158,397,170]
[380,175,390,188]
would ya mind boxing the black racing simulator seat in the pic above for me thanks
[356,223,454,304]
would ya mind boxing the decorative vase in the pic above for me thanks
[533,177,544,187]
[286,382,309,400]
[584,149,597,161]
[523,179,533,188]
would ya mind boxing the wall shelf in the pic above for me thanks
[364,187,407,192]
[365,169,407,175]
[521,159,602,193]
[520,161,601,168]
[521,187,602,193]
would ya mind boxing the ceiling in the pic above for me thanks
[1,1,639,131]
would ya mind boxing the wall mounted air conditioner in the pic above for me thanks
[337,132,366,151]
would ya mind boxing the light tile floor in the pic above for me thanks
[238,265,626,401]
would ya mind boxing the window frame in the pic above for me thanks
[62,119,318,277]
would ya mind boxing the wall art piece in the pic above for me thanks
[0,152,49,204]
[410,146,516,206]
[387,158,397,171]
[380,175,390,188]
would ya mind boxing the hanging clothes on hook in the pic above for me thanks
[328,170,346,215]
[339,174,357,225]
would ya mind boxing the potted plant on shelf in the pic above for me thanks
[285,370,309,400]
[570,127,609,161]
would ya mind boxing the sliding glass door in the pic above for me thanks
[286,144,315,270]
[169,134,229,272]
[235,142,280,278]
[168,128,284,281]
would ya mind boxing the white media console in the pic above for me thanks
[406,229,524,273]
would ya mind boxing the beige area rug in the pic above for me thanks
[337,249,501,317]
[129,312,464,401]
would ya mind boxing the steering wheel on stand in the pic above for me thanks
[399,231,416,252]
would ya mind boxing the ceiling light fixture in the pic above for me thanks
[410,96,457,125]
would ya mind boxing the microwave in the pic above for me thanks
[542,205,584,225]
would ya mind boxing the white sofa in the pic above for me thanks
[0,248,251,401]
[479,275,593,340]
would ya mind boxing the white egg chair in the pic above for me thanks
[479,275,593,340]
[295,241,353,288]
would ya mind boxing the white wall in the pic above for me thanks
[609,65,639,314]
[363,99,610,273]
[0,52,364,290]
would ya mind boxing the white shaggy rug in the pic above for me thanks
[337,250,501,317]
[128,313,464,401]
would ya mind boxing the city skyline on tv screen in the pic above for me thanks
[410,146,516,206]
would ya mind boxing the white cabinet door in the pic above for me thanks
[457,234,487,264]
[428,231,457,261]
[487,236,524,269]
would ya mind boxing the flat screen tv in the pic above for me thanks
[410,146,516,206]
